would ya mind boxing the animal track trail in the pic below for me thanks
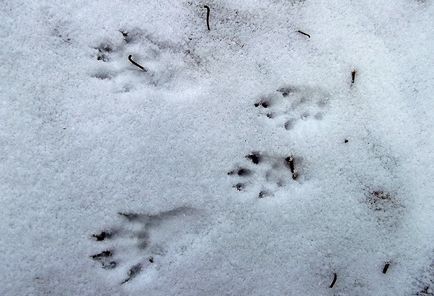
[228,151,301,198]
[89,206,202,285]
[254,86,329,130]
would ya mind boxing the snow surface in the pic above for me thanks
[1,0,434,295]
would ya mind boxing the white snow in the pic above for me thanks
[1,0,434,295]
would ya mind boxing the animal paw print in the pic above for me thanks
[228,151,300,198]
[254,86,329,130]
[89,207,200,285]
[413,255,434,296]
[90,28,193,92]
[363,189,405,228]
[417,287,434,296]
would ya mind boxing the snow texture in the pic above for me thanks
[1,0,434,295]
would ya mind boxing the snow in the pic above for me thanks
[1,0,434,295]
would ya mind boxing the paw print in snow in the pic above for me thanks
[228,151,301,198]
[363,188,405,228]
[89,207,202,285]
[90,28,194,92]
[254,85,329,130]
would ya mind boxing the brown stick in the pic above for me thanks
[383,263,390,274]
[297,30,311,38]
[285,156,298,180]
[329,273,337,288]
[204,5,211,31]
[128,55,147,72]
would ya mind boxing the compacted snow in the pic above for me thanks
[1,0,434,295]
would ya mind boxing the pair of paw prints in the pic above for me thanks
[89,207,200,285]
[228,151,300,198]
[254,86,329,130]
[90,28,191,92]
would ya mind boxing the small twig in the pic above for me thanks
[128,55,147,72]
[285,156,298,180]
[286,156,295,172]
[383,262,390,274]
[351,70,356,84]
[297,30,311,38]
[204,5,211,31]
[329,273,337,288]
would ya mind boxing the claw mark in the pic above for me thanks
[228,168,252,177]
[329,273,337,288]
[90,250,113,260]
[297,30,311,38]
[120,30,134,44]
[246,152,261,164]
[258,190,270,198]
[285,156,298,180]
[351,70,356,84]
[92,231,112,241]
[120,30,128,39]
[128,55,147,72]
[204,5,211,31]
[383,262,390,274]
[118,212,140,221]
[277,86,297,97]
[254,100,270,108]
[121,263,142,285]
[90,250,117,269]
